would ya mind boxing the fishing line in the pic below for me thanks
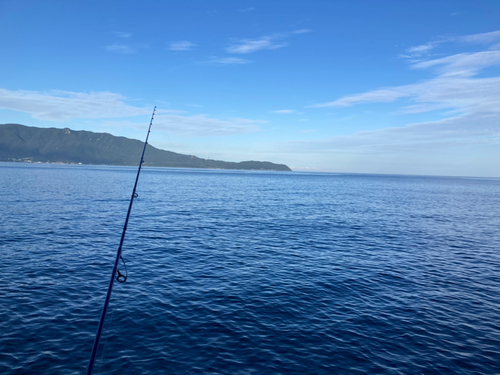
[86,106,156,375]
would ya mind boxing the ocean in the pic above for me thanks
[1,162,499,374]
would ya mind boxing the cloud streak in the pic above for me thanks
[112,31,132,38]
[399,41,440,59]
[313,30,500,116]
[238,7,255,12]
[458,30,500,45]
[155,114,262,136]
[0,89,153,121]
[286,113,500,153]
[227,36,287,54]
[204,57,252,65]
[304,30,500,165]
[312,69,500,116]
[400,30,500,61]
[411,50,500,76]
[106,115,263,137]
[273,109,295,114]
[0,88,263,137]
[227,29,310,54]
[106,44,136,54]
[169,41,196,51]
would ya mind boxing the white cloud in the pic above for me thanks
[399,30,500,62]
[169,41,197,51]
[458,30,500,44]
[305,30,500,174]
[106,44,136,54]
[226,30,309,54]
[292,29,311,35]
[412,50,500,76]
[238,7,255,12]
[286,113,500,153]
[205,57,252,64]
[0,87,264,137]
[0,89,153,121]
[112,31,132,38]
[314,73,500,115]
[401,30,500,61]
[313,30,500,115]
[105,114,263,137]
[273,109,295,114]
[312,89,406,108]
[399,41,440,59]
[156,115,263,136]
[227,36,287,54]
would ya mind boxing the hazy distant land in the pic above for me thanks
[0,124,292,172]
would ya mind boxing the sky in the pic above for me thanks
[1,0,500,177]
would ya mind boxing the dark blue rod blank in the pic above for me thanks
[86,106,156,375]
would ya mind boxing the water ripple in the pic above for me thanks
[0,164,499,374]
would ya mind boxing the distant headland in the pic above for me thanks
[0,124,292,172]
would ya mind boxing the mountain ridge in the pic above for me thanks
[0,124,292,172]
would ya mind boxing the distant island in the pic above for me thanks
[0,124,292,172]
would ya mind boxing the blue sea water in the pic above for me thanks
[0,162,499,374]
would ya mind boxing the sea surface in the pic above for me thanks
[0,162,499,374]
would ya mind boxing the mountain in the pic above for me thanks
[0,124,292,171]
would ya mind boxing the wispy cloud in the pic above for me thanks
[227,29,310,54]
[112,31,132,38]
[0,87,262,137]
[400,30,500,61]
[312,89,405,108]
[286,113,500,152]
[399,41,440,59]
[205,57,252,65]
[313,30,500,113]
[106,42,150,54]
[0,89,153,121]
[106,115,263,137]
[238,7,255,12]
[458,30,500,44]
[153,114,263,137]
[313,74,500,114]
[227,36,287,54]
[292,29,310,35]
[411,50,500,76]
[169,41,197,51]
[105,44,136,54]
[306,30,500,165]
[273,109,295,114]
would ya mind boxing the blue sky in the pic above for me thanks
[1,0,500,176]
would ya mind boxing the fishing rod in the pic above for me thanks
[86,106,156,375]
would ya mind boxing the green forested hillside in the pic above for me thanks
[0,124,292,171]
